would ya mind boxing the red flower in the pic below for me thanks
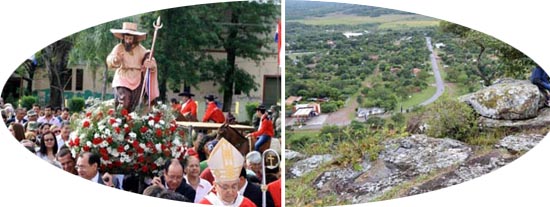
[124,127,131,133]
[113,160,122,167]
[132,140,139,149]
[86,112,92,117]
[133,164,139,170]
[140,126,148,133]
[170,124,176,133]
[154,116,161,123]
[99,148,108,156]
[150,163,157,171]
[74,137,80,146]
[109,118,116,125]
[83,145,90,152]
[92,137,102,145]
[114,127,121,134]
[155,129,163,137]
[117,145,125,153]
[83,120,90,128]
[136,147,144,154]
[161,144,167,151]
[106,137,113,144]
[141,165,148,173]
[137,156,145,163]
[146,141,154,149]
[121,109,129,116]
[108,108,115,116]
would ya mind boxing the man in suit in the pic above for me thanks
[151,159,196,202]
[239,168,275,207]
[6,108,27,126]
[76,152,119,188]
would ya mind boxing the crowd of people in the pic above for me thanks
[2,98,281,207]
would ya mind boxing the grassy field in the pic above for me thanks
[397,86,437,110]
[288,14,438,27]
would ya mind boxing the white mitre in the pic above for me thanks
[207,138,244,182]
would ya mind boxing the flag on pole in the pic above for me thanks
[275,20,281,66]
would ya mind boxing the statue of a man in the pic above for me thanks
[106,22,159,113]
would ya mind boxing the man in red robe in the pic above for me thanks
[198,139,256,206]
[202,94,225,123]
[179,91,198,121]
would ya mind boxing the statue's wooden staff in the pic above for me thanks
[138,16,163,109]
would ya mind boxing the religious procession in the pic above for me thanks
[2,1,281,207]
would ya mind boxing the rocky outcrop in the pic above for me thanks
[308,135,472,203]
[496,134,544,153]
[285,149,306,161]
[380,134,471,174]
[293,133,544,204]
[480,108,550,129]
[406,149,515,196]
[288,154,334,178]
[460,80,541,120]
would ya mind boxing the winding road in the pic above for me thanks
[420,37,445,106]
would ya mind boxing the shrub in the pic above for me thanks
[320,102,338,113]
[245,102,259,122]
[20,96,37,110]
[68,97,85,113]
[366,116,386,129]
[424,96,478,141]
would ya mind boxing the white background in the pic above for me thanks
[1,0,549,207]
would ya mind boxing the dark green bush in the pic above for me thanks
[20,96,37,110]
[424,96,478,141]
[245,102,259,122]
[68,97,85,113]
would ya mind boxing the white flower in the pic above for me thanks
[159,120,165,125]
[155,143,162,152]
[115,134,124,142]
[154,124,161,129]
[129,132,137,139]
[112,123,119,128]
[116,118,122,124]
[98,125,105,131]
[129,112,138,120]
[124,145,130,151]
[172,138,181,146]
[100,140,109,148]
[154,157,164,166]
[104,128,111,136]
[70,148,77,158]
[148,120,155,127]
[86,141,92,147]
[109,148,120,157]
[139,143,147,151]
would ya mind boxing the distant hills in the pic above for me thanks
[286,0,411,20]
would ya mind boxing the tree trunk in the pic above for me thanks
[223,48,236,112]
[42,39,72,108]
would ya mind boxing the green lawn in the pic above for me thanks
[379,20,440,29]
[288,14,438,26]
[397,86,437,110]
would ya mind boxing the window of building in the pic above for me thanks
[76,69,83,91]
[63,69,73,90]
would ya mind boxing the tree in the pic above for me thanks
[190,2,280,112]
[439,21,534,86]
[41,37,73,108]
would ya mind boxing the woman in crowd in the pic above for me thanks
[36,131,58,162]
